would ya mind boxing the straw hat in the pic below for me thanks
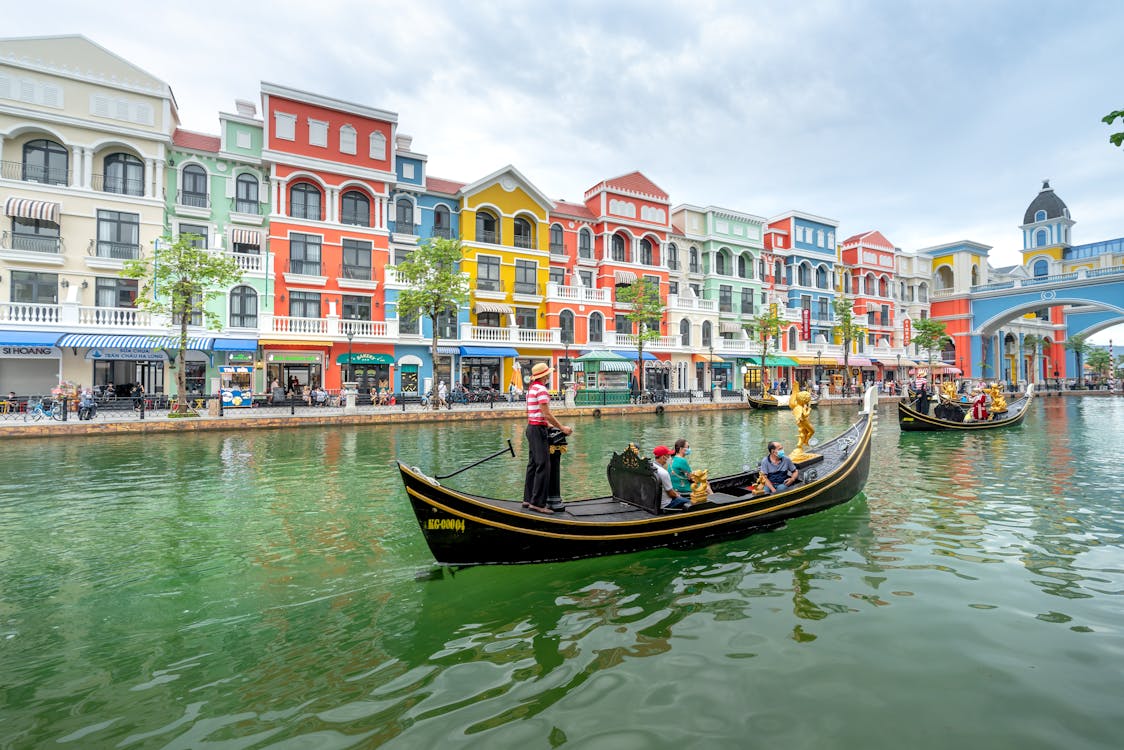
[530,362,554,381]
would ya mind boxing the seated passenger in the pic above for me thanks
[669,438,713,498]
[759,441,799,493]
[652,446,690,510]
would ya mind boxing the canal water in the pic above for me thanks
[2,397,1122,748]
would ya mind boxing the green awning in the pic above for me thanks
[575,350,629,362]
[744,355,798,367]
[336,352,394,365]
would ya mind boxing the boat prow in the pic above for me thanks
[898,382,1034,432]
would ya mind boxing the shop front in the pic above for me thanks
[57,333,216,396]
[219,365,255,408]
[264,349,325,394]
[514,354,551,393]
[336,351,394,396]
[458,346,519,391]
[0,330,63,395]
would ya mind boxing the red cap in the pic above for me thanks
[653,445,673,458]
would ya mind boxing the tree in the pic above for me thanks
[911,318,949,377]
[1104,109,1124,148]
[1085,348,1110,381]
[744,303,784,395]
[394,237,470,409]
[122,233,243,415]
[615,279,664,393]
[1022,334,1047,384]
[832,296,863,393]
[1063,334,1090,387]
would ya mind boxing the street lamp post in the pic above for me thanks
[346,331,354,384]
[563,340,571,385]
[708,342,714,400]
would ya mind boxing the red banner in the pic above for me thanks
[903,318,912,346]
[801,308,811,341]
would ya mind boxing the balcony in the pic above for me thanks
[545,283,610,304]
[270,315,328,336]
[338,263,377,291]
[715,338,751,353]
[513,281,540,296]
[223,251,265,274]
[230,198,267,225]
[0,301,61,324]
[175,192,210,218]
[432,227,452,239]
[92,174,144,197]
[460,324,561,345]
[0,231,64,263]
[86,239,140,270]
[550,242,566,256]
[284,260,327,286]
[78,306,153,328]
[477,229,498,244]
[513,234,535,249]
[1,160,69,185]
[667,294,717,312]
[609,332,680,350]
[340,319,396,338]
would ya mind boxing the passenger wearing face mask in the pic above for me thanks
[669,438,712,498]
[759,441,799,494]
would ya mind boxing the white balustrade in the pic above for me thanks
[78,306,152,327]
[545,283,610,303]
[271,316,328,335]
[667,294,717,312]
[0,302,60,324]
[224,251,263,273]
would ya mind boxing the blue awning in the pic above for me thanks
[459,346,519,357]
[0,330,63,347]
[57,334,215,350]
[437,346,461,355]
[212,338,258,351]
[612,349,658,361]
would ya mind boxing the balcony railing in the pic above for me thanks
[477,229,498,244]
[550,243,565,255]
[224,251,263,273]
[2,231,63,254]
[476,279,503,292]
[341,212,371,228]
[461,325,561,345]
[0,301,60,324]
[1,160,69,185]
[340,264,372,281]
[270,316,328,335]
[340,319,392,338]
[92,240,141,260]
[545,283,610,303]
[232,198,267,215]
[513,282,539,295]
[432,227,452,239]
[92,174,144,196]
[78,306,152,327]
[667,294,717,312]
[178,193,209,209]
[288,260,322,276]
[513,235,534,249]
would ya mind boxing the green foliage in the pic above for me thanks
[910,318,948,370]
[1085,348,1110,377]
[1064,334,1091,382]
[121,234,243,410]
[745,304,784,392]
[832,296,863,373]
[616,279,664,390]
[1103,109,1124,148]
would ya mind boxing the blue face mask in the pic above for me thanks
[777,450,785,459]
[685,448,692,456]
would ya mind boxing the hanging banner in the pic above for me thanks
[801,308,811,341]
[903,318,912,346]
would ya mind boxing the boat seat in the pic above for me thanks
[606,446,662,514]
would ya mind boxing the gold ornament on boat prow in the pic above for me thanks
[749,473,768,496]
[787,382,819,462]
[689,469,710,504]
[985,383,1008,414]
[939,381,957,404]
[620,443,643,469]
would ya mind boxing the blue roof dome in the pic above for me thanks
[1023,180,1070,225]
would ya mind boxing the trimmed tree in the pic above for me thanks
[1086,348,1110,382]
[121,233,243,416]
[616,278,664,393]
[1063,334,1090,387]
[745,303,784,396]
[911,318,949,378]
[832,296,863,393]
[393,237,470,409]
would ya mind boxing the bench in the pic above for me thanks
[606,444,663,514]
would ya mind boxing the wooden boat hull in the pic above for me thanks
[746,395,819,410]
[897,384,1034,432]
[399,388,878,566]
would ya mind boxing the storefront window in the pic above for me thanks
[400,365,419,394]
[461,357,500,390]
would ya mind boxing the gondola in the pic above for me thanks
[897,383,1034,432]
[397,386,878,566]
[746,393,819,410]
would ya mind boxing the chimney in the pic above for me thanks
[396,133,413,151]
[234,99,257,116]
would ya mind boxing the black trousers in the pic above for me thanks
[523,424,551,507]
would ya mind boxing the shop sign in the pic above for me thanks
[219,366,254,373]
[903,318,912,346]
[266,351,323,364]
[801,308,811,340]
[0,345,59,359]
[228,352,254,363]
[84,347,166,361]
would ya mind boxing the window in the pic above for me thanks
[342,238,372,280]
[434,205,451,238]
[308,119,328,147]
[758,258,766,279]
[669,280,679,296]
[477,255,501,291]
[339,125,357,154]
[476,210,498,244]
[289,233,322,275]
[10,216,60,253]
[579,270,593,287]
[275,112,296,140]
[774,260,783,283]
[549,267,565,285]
[690,283,700,297]
[881,304,890,326]
[549,223,564,253]
[789,328,798,349]
[667,243,679,270]
[679,318,691,347]
[578,229,593,258]
[719,285,732,313]
[715,251,727,276]
[181,165,207,207]
[341,191,371,227]
[513,217,535,249]
[515,307,537,329]
[864,274,875,295]
[289,291,321,318]
[395,198,414,230]
[560,310,575,344]
[702,320,712,348]
[436,307,458,338]
[369,131,386,160]
[798,263,811,286]
[611,235,626,262]
[102,152,144,195]
[818,298,829,321]
[178,223,208,248]
[741,288,754,314]
[689,247,699,273]
[342,295,371,321]
[639,238,653,265]
[1032,259,1048,277]
[737,255,748,278]
[10,271,57,304]
[1034,209,1046,222]
[399,309,419,334]
[817,266,828,289]
[235,174,259,213]
[801,295,811,312]
[879,277,889,297]
[229,286,258,327]
[290,183,321,220]
[95,277,137,308]
[589,312,604,343]
[96,210,140,259]
[1034,229,1048,247]
[22,138,68,185]
[514,259,537,294]
[615,315,631,335]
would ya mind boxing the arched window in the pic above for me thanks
[817,266,828,289]
[341,190,370,226]
[1034,229,1048,247]
[229,286,258,328]
[235,173,259,213]
[181,165,208,207]
[864,273,875,295]
[702,320,712,348]
[639,238,653,265]
[339,125,357,155]
[560,310,575,344]
[758,258,766,279]
[935,266,954,290]
[689,247,699,273]
[798,263,811,287]
[899,281,906,300]
[549,223,564,252]
[667,243,679,270]
[22,138,68,185]
[971,265,979,287]
[579,229,593,258]
[1034,209,1046,222]
[611,234,626,262]
[679,318,691,347]
[918,283,928,303]
[788,328,797,350]
[395,197,414,230]
[1032,259,1049,277]
[289,182,321,220]
[715,251,727,276]
[513,217,535,249]
[434,205,451,238]
[103,152,144,196]
[774,260,783,283]
[476,210,498,243]
[843,273,851,293]
[737,254,748,278]
[879,277,888,297]
[589,312,604,343]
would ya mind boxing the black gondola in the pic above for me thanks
[897,383,1034,432]
[397,387,878,566]
[746,393,819,410]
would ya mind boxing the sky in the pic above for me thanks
[8,0,1123,343]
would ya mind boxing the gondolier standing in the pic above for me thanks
[523,363,572,514]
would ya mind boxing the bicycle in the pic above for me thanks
[24,397,63,422]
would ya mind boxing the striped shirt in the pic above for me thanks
[526,382,550,425]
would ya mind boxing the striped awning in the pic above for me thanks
[599,360,634,372]
[719,321,744,334]
[56,334,215,350]
[231,228,261,246]
[474,301,513,314]
[614,270,638,284]
[4,196,60,223]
